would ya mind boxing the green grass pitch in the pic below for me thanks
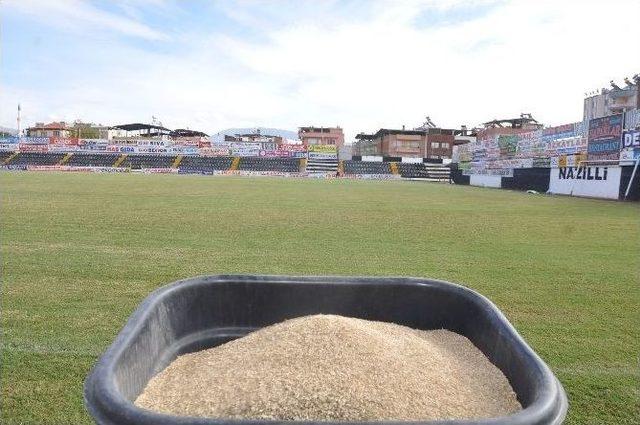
[1,171,638,424]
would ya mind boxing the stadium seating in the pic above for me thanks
[397,163,430,178]
[343,160,392,175]
[178,156,234,173]
[306,158,338,173]
[397,162,450,181]
[8,152,66,166]
[237,157,300,172]
[66,153,121,167]
[120,154,176,169]
[0,151,16,164]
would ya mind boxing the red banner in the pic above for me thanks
[19,144,48,153]
[49,137,80,146]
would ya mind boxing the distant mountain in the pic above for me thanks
[0,126,18,136]
[210,127,298,142]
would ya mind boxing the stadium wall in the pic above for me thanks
[450,164,639,201]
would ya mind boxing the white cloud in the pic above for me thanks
[2,0,639,141]
[4,0,168,40]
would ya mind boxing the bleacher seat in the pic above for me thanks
[121,154,176,169]
[9,152,66,166]
[67,153,121,167]
[0,151,16,164]
[343,161,391,175]
[397,163,430,178]
[238,157,299,172]
[397,162,450,181]
[178,156,234,173]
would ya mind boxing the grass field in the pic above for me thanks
[1,171,639,424]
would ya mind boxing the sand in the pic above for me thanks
[135,315,521,420]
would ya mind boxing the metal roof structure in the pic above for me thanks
[114,123,171,132]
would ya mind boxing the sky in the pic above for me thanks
[1,0,639,141]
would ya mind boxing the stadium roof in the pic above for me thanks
[114,123,171,132]
[482,114,540,129]
[171,129,208,137]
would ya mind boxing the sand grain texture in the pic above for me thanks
[135,315,521,420]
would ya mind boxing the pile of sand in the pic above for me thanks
[135,315,521,421]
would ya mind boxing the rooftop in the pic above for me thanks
[114,123,172,132]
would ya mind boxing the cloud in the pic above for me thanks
[1,0,639,141]
[4,0,168,41]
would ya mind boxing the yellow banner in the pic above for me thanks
[308,144,337,153]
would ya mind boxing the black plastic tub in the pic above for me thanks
[84,275,567,425]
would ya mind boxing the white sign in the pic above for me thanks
[308,152,337,160]
[470,174,502,188]
[549,166,621,199]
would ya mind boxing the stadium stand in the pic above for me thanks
[306,158,338,174]
[120,154,176,169]
[7,152,66,166]
[397,163,429,178]
[397,162,450,181]
[0,151,16,164]
[343,160,392,175]
[66,153,121,167]
[178,156,234,173]
[237,157,300,172]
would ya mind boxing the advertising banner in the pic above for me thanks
[620,130,640,163]
[0,136,20,144]
[25,165,129,173]
[19,143,48,153]
[549,166,621,199]
[106,145,138,153]
[49,144,81,152]
[620,148,640,161]
[49,137,79,146]
[0,143,18,151]
[587,115,623,160]
[541,123,578,142]
[83,144,108,151]
[624,109,640,130]
[137,146,169,154]
[199,147,229,157]
[259,150,291,158]
[463,168,513,177]
[308,144,337,153]
[470,174,502,188]
[138,168,178,174]
[532,157,551,168]
[279,144,306,152]
[497,135,518,158]
[308,152,338,160]
[622,130,640,149]
[230,142,260,150]
[171,146,198,155]
[231,147,260,157]
[20,137,49,145]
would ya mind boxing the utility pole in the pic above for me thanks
[17,104,21,137]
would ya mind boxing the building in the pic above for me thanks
[298,126,344,148]
[477,114,543,141]
[454,125,477,146]
[353,127,455,159]
[583,76,639,122]
[26,122,73,138]
[69,122,126,140]
[224,129,283,144]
